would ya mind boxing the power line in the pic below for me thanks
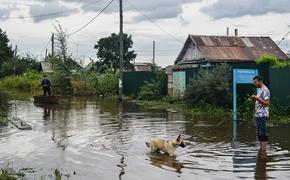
[277,30,290,45]
[0,0,104,19]
[69,0,114,37]
[34,39,51,59]
[124,0,183,44]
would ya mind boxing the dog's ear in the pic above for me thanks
[176,134,181,142]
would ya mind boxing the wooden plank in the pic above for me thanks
[9,117,32,130]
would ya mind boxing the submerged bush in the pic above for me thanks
[72,72,100,96]
[138,80,162,100]
[71,68,118,97]
[185,63,232,107]
[0,92,9,126]
[99,68,119,96]
[138,64,167,100]
[0,72,41,91]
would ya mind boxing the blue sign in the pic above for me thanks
[232,69,258,145]
[233,69,258,84]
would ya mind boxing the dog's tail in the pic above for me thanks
[145,142,150,148]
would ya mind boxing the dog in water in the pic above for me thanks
[146,134,186,156]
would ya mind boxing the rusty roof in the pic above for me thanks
[175,35,288,63]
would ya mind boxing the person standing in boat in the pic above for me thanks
[40,75,51,96]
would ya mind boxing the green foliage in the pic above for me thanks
[0,54,39,77]
[256,54,290,68]
[0,166,25,180]
[54,22,69,61]
[0,28,39,77]
[138,80,162,100]
[0,92,9,126]
[99,68,119,96]
[185,63,232,106]
[0,72,41,91]
[72,71,100,96]
[138,64,167,100]
[71,68,119,96]
[94,33,137,72]
[0,28,14,66]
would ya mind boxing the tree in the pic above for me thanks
[256,54,290,68]
[0,54,39,77]
[94,33,136,72]
[49,22,81,72]
[0,28,14,66]
[185,63,232,106]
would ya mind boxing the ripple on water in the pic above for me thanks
[0,99,290,180]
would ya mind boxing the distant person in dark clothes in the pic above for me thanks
[40,75,51,96]
[251,75,270,153]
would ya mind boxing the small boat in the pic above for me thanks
[33,95,61,104]
[9,117,32,130]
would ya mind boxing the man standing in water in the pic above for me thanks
[40,75,51,96]
[251,75,270,152]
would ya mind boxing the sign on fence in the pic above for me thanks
[232,69,258,143]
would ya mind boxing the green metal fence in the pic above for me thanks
[269,68,290,106]
[123,71,167,96]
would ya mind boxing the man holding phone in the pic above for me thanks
[251,75,270,152]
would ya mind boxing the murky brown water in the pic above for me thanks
[0,96,290,179]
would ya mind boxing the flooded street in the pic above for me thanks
[0,97,290,180]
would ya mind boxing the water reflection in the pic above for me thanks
[255,150,267,180]
[0,97,290,179]
[148,154,184,173]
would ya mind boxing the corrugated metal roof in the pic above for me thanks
[179,35,288,62]
[40,61,53,73]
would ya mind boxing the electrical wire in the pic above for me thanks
[277,30,290,45]
[34,39,51,59]
[124,0,183,44]
[68,0,114,37]
[0,0,104,19]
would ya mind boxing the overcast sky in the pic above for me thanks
[1,0,290,67]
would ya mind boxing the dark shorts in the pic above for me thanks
[256,117,268,142]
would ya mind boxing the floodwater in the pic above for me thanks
[0,96,290,180]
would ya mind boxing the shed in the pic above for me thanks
[38,61,53,73]
[175,35,288,65]
[171,35,287,97]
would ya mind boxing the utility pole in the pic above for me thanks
[76,43,79,59]
[45,49,48,61]
[13,45,17,76]
[152,41,155,64]
[119,0,124,100]
[51,33,54,57]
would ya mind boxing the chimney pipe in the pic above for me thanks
[226,27,229,36]
[234,29,238,37]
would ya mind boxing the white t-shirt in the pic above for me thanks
[255,85,270,118]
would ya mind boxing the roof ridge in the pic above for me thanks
[189,34,270,38]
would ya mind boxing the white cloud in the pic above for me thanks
[202,0,290,19]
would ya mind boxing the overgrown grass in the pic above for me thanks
[0,167,25,180]
[136,97,290,126]
[71,68,118,97]
[0,92,8,126]
[0,71,42,91]
[137,98,231,119]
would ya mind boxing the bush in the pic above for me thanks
[256,54,290,68]
[138,67,167,100]
[185,63,232,107]
[71,68,118,97]
[0,75,40,90]
[0,92,8,126]
[0,55,39,77]
[138,80,162,100]
[72,72,100,96]
[99,68,119,96]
